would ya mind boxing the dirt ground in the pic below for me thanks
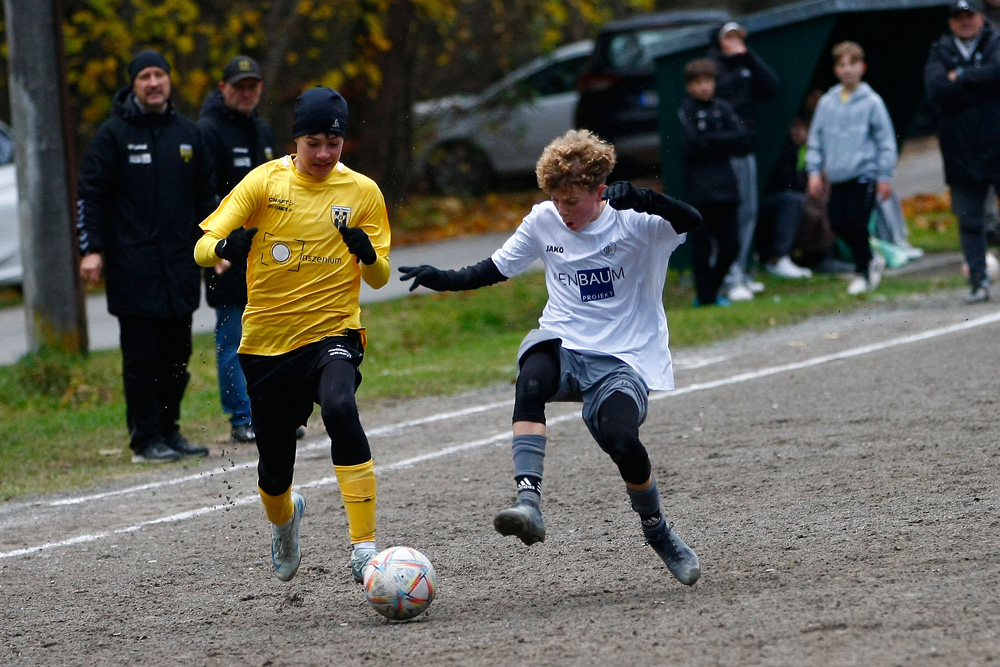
[2,288,999,667]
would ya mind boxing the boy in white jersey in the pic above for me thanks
[398,129,704,586]
[194,87,390,584]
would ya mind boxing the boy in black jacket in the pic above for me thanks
[676,58,752,306]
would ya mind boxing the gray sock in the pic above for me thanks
[512,434,545,505]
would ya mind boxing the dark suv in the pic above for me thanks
[575,10,730,171]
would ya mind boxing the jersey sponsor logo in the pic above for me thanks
[601,242,616,259]
[267,196,294,212]
[330,205,352,227]
[179,143,193,162]
[546,245,564,253]
[260,234,304,272]
[555,266,623,302]
[327,346,352,359]
[128,153,152,164]
[233,156,252,168]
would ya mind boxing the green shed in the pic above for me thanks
[651,0,952,267]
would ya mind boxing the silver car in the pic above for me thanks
[413,39,593,195]
[0,121,20,288]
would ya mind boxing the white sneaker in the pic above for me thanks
[766,256,813,279]
[726,283,755,301]
[271,492,305,582]
[900,242,924,260]
[867,253,886,291]
[846,275,869,295]
[745,279,766,293]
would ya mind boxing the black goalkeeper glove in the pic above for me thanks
[603,181,702,233]
[339,224,377,265]
[215,226,258,262]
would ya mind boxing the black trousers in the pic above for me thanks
[117,314,192,452]
[828,179,875,275]
[240,333,370,497]
[690,200,740,304]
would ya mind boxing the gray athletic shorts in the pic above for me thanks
[517,329,649,433]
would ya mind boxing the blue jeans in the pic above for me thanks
[724,153,759,287]
[215,304,251,427]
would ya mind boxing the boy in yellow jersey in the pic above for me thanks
[194,87,390,583]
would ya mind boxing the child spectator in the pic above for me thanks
[806,41,898,295]
[759,116,813,279]
[677,57,753,306]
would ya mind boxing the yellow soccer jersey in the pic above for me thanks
[195,156,390,356]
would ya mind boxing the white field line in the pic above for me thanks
[5,310,1000,560]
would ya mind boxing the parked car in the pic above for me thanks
[0,120,21,288]
[413,39,593,195]
[574,10,730,171]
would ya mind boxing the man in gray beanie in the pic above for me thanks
[77,48,217,462]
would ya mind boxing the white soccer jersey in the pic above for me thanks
[491,201,685,391]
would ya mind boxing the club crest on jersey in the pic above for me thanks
[330,205,352,227]
[601,242,616,259]
[179,143,193,163]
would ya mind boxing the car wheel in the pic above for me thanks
[425,142,495,196]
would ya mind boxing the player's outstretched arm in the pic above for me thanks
[398,257,507,292]
[603,181,702,233]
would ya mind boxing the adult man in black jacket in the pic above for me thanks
[925,0,1000,303]
[77,49,216,462]
[197,55,275,443]
[708,21,781,302]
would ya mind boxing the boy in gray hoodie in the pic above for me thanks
[806,41,897,295]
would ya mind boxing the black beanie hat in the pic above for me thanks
[128,49,171,84]
[292,87,348,139]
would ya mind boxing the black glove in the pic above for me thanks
[603,181,648,212]
[215,226,258,262]
[339,224,377,265]
[602,181,702,233]
[398,258,506,293]
[397,265,449,292]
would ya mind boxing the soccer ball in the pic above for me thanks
[363,546,436,621]
[961,252,1000,283]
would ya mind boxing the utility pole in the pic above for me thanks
[3,0,87,356]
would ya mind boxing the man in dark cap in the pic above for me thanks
[197,55,275,444]
[925,0,1000,303]
[194,87,391,585]
[77,48,216,462]
[708,21,780,303]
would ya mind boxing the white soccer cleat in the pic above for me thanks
[271,492,305,582]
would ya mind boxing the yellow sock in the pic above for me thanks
[334,460,376,543]
[258,485,293,525]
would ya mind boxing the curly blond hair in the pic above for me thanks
[535,129,616,193]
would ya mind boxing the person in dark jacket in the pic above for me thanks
[925,0,1000,303]
[758,117,813,279]
[77,49,216,463]
[709,21,781,302]
[677,57,752,307]
[198,55,275,443]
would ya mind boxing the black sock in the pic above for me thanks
[515,475,541,505]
